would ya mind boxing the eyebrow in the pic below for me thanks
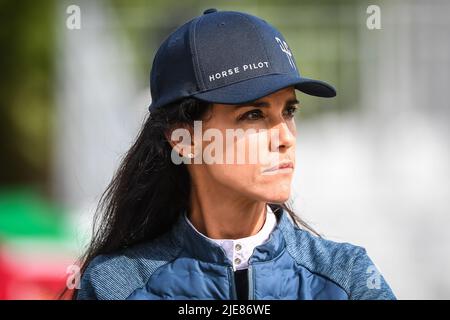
[234,98,299,109]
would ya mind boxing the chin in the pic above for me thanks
[262,187,291,203]
[267,195,290,203]
[250,178,292,203]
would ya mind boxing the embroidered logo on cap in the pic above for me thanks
[275,37,296,70]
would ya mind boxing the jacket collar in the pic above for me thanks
[170,205,294,266]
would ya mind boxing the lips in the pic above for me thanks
[262,160,294,173]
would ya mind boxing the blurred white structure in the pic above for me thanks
[293,1,450,299]
[53,0,148,251]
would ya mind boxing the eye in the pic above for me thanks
[238,109,265,121]
[283,105,299,119]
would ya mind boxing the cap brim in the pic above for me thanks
[192,73,336,105]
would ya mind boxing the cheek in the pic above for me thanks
[227,129,273,166]
[201,127,294,201]
[206,163,293,203]
[207,163,260,189]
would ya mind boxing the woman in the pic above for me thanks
[74,8,396,300]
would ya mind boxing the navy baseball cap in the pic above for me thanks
[148,8,336,111]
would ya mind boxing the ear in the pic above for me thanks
[165,125,196,158]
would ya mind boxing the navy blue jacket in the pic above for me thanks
[77,207,396,300]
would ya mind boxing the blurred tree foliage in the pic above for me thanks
[0,0,55,191]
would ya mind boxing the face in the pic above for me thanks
[186,86,298,203]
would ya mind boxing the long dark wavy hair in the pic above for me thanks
[64,97,319,299]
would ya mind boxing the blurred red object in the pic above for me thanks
[0,242,76,300]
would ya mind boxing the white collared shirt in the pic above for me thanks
[184,204,277,271]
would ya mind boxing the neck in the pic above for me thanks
[187,183,267,240]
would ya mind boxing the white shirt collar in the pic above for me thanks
[184,204,277,271]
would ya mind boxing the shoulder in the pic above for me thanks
[281,223,396,300]
[76,230,182,300]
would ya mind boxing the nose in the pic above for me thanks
[269,121,295,152]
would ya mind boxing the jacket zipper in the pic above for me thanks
[228,266,238,300]
[248,265,254,300]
